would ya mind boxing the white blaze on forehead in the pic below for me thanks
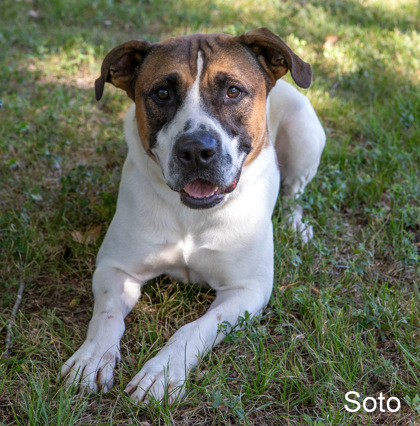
[188,51,204,112]
[166,51,212,133]
[163,51,205,135]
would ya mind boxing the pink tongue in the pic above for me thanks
[184,179,217,198]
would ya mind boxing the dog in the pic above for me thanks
[61,28,325,404]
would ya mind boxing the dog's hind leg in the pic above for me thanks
[267,80,326,242]
[280,166,320,243]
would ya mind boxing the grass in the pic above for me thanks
[0,0,419,424]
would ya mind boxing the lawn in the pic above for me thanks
[0,0,419,424]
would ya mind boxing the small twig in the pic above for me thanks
[3,280,26,359]
[278,281,301,291]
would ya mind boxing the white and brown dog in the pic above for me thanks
[61,28,325,403]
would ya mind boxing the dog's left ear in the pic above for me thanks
[236,28,312,89]
[95,39,152,101]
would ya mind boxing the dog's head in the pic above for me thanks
[96,28,312,209]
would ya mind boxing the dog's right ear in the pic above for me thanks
[95,40,152,101]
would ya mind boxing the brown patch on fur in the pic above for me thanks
[134,101,155,160]
[198,39,270,166]
[244,131,270,166]
[132,44,196,156]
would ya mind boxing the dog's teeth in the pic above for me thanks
[205,188,219,198]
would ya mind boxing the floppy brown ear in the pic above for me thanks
[95,39,152,101]
[235,28,312,89]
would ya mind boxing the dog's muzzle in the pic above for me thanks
[171,131,240,209]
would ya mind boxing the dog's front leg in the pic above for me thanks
[125,286,269,404]
[61,266,141,393]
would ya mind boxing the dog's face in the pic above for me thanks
[95,29,312,209]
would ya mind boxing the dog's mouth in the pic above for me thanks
[180,172,240,209]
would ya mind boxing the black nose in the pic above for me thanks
[175,132,218,169]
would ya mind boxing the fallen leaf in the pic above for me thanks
[323,35,339,49]
[85,224,102,244]
[70,230,84,244]
[9,145,17,156]
[70,224,102,245]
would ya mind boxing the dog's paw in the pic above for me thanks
[125,356,186,404]
[284,207,313,243]
[61,341,120,393]
[290,217,313,243]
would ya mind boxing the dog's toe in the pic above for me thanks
[286,211,313,243]
[61,343,119,394]
[299,223,313,243]
[125,359,185,405]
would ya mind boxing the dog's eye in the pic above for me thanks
[155,88,170,101]
[226,86,242,99]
